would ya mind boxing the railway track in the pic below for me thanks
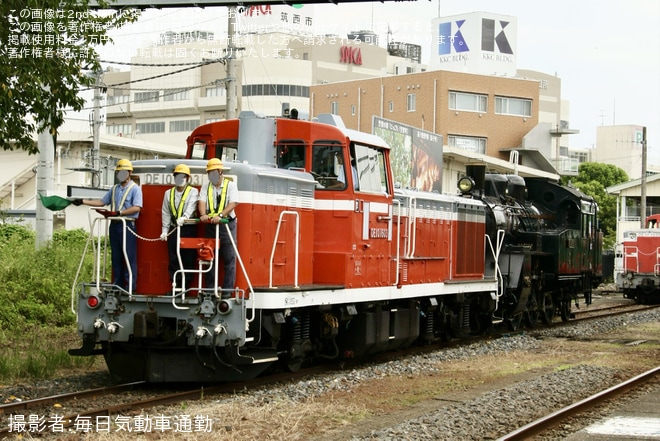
[0,381,144,415]
[0,303,656,439]
[0,365,332,438]
[496,365,660,440]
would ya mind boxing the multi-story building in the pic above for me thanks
[592,125,647,180]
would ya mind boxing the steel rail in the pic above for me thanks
[496,365,660,441]
[0,381,144,415]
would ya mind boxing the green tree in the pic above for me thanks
[562,162,629,249]
[0,1,138,153]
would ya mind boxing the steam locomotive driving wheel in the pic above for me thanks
[540,293,554,325]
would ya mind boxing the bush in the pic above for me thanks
[0,225,94,329]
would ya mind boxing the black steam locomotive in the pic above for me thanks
[460,165,603,330]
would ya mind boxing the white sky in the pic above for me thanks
[94,0,660,163]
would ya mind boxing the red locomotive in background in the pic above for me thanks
[69,112,602,382]
[616,214,660,304]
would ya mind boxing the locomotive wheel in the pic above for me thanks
[525,308,539,328]
[525,296,540,328]
[540,294,554,325]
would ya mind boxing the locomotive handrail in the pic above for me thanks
[406,197,417,258]
[70,209,104,314]
[269,211,300,289]
[622,246,639,272]
[169,219,213,307]
[222,221,256,324]
[393,198,402,287]
[485,229,506,305]
[71,210,135,315]
[94,215,134,299]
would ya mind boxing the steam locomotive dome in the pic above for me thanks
[484,174,526,202]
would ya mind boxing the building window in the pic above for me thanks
[205,87,225,97]
[407,93,416,112]
[170,119,200,132]
[107,124,132,135]
[351,105,356,116]
[331,101,338,115]
[134,91,159,103]
[449,91,487,113]
[136,122,165,134]
[389,101,394,112]
[448,135,487,154]
[242,83,309,98]
[107,95,129,105]
[205,118,221,123]
[495,96,532,117]
[163,89,190,101]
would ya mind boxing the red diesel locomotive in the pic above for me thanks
[70,112,599,382]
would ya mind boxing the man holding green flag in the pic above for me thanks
[72,159,143,292]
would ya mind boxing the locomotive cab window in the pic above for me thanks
[353,143,389,195]
[311,141,345,190]
[190,141,207,160]
[215,140,238,162]
[277,141,306,169]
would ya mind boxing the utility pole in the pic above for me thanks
[640,126,648,228]
[225,6,238,119]
[91,68,103,187]
[35,116,54,250]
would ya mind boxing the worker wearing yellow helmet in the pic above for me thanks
[73,159,143,292]
[198,158,239,294]
[160,163,199,289]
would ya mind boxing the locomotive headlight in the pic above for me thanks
[458,176,475,194]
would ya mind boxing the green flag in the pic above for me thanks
[38,194,72,211]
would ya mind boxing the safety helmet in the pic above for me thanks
[115,159,133,171]
[206,158,224,172]
[173,164,191,176]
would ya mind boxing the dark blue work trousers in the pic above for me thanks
[204,220,237,292]
[109,221,137,291]
[167,224,197,288]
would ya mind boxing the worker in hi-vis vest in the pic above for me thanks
[160,163,199,290]
[198,158,238,295]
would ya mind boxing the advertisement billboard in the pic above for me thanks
[373,117,443,192]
